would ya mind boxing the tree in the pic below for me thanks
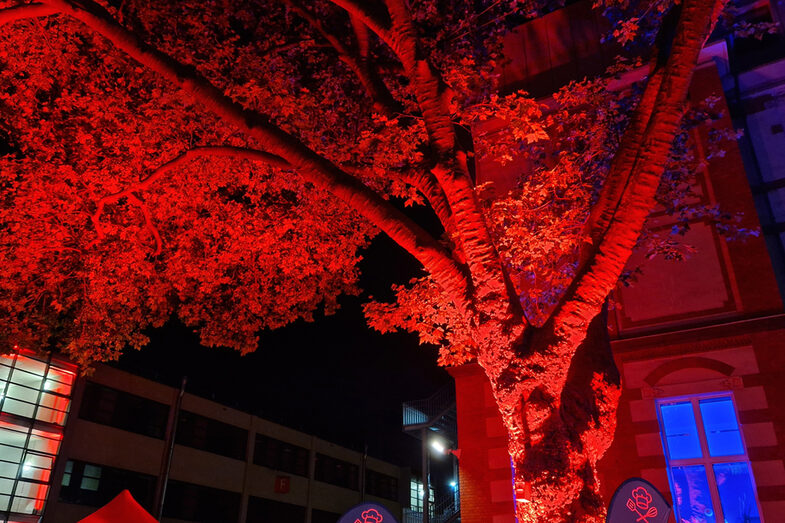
[0,0,735,520]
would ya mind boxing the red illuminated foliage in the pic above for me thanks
[1,0,737,520]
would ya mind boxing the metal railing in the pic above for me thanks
[402,385,456,434]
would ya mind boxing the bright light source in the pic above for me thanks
[449,480,457,489]
[430,438,447,454]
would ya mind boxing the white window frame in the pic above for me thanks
[656,392,764,522]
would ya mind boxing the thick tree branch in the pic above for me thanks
[403,170,455,229]
[350,14,370,59]
[92,146,289,239]
[385,0,456,155]
[285,1,400,115]
[330,0,516,316]
[377,0,523,322]
[24,0,473,314]
[0,2,57,25]
[544,0,727,390]
[324,0,393,48]
[581,66,665,254]
[126,194,163,256]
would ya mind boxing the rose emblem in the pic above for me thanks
[626,486,658,522]
[354,508,383,523]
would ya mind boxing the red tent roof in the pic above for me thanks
[78,490,158,523]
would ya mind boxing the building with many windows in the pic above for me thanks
[449,0,785,522]
[0,354,408,523]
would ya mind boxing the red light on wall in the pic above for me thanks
[274,476,290,493]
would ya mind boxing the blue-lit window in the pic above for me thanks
[657,395,762,523]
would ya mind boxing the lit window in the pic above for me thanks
[657,395,762,523]
[80,464,102,491]
[410,479,422,511]
[0,349,74,519]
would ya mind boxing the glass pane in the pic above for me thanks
[0,445,23,463]
[714,462,761,522]
[9,368,43,390]
[0,462,18,479]
[26,433,62,455]
[14,356,46,377]
[83,464,102,479]
[660,402,703,459]
[699,398,744,456]
[671,465,717,522]
[35,406,68,426]
[0,478,14,496]
[80,477,99,491]
[5,385,39,405]
[45,368,75,387]
[39,392,70,412]
[3,399,35,419]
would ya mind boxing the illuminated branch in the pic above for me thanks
[324,0,393,49]
[403,170,457,237]
[545,0,727,392]
[285,1,400,115]
[581,66,665,254]
[92,146,289,239]
[328,0,514,312]
[350,14,370,59]
[0,2,57,25]
[126,194,163,256]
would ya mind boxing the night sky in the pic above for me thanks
[112,230,454,470]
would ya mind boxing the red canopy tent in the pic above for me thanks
[78,490,158,523]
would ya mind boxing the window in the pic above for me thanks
[253,434,309,476]
[79,382,169,439]
[410,478,421,511]
[163,480,241,522]
[314,454,358,490]
[0,350,75,519]
[657,395,762,523]
[58,460,155,510]
[246,496,306,522]
[176,411,248,460]
[365,469,399,501]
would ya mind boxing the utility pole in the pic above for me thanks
[153,376,186,520]
[421,428,429,523]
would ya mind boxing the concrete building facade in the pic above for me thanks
[0,358,407,523]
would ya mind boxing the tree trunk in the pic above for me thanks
[494,310,621,522]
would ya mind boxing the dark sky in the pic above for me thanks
[113,231,454,469]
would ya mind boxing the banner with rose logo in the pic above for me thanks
[607,478,670,523]
[338,502,399,523]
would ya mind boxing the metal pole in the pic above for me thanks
[452,452,459,512]
[360,443,368,502]
[421,428,429,523]
[154,376,187,520]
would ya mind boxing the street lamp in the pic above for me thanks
[428,436,461,516]
[430,436,461,459]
